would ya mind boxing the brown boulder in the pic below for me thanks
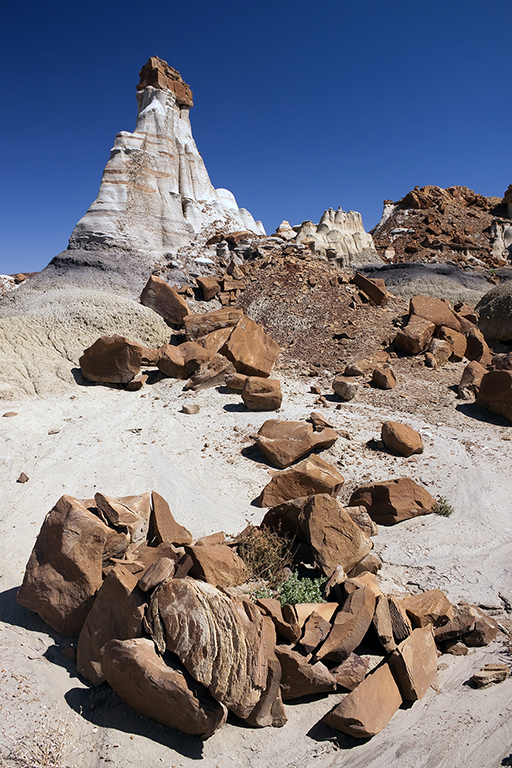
[245,616,287,728]
[138,557,175,591]
[401,589,453,628]
[470,663,509,688]
[283,602,338,629]
[389,626,437,701]
[177,341,212,374]
[150,492,192,546]
[323,661,402,738]
[332,376,359,400]
[428,338,453,366]
[372,366,397,389]
[140,275,190,325]
[299,611,332,654]
[316,584,376,663]
[225,372,249,390]
[345,506,378,537]
[77,565,145,685]
[184,308,243,339]
[388,596,413,643]
[373,594,396,652]
[138,56,194,107]
[353,273,388,306]
[103,638,227,737]
[275,645,337,700]
[221,316,281,377]
[184,353,236,390]
[437,326,467,361]
[349,477,436,525]
[394,316,436,355]
[433,603,477,643]
[242,377,282,411]
[381,421,423,457]
[80,335,142,384]
[347,553,382,577]
[478,369,512,423]
[252,419,338,469]
[458,360,487,399]
[197,327,234,354]
[261,497,307,538]
[465,326,493,366]
[298,494,373,577]
[196,276,221,301]
[17,496,111,636]
[156,344,187,378]
[157,579,270,722]
[409,295,461,332]
[331,653,369,690]
[186,544,249,588]
[99,493,151,551]
[257,455,344,507]
[255,597,300,643]
[463,606,498,646]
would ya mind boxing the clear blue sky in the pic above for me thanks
[1,0,511,274]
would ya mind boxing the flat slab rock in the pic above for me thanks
[349,477,436,525]
[257,455,344,507]
[103,638,227,737]
[252,419,338,468]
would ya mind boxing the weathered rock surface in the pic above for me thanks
[381,421,423,457]
[458,360,487,399]
[477,281,512,342]
[299,611,332,654]
[138,557,175,591]
[332,375,359,401]
[293,208,381,267]
[298,494,373,577]
[184,353,235,390]
[79,335,143,384]
[465,326,493,366]
[323,661,402,738]
[390,626,437,701]
[345,506,378,537]
[241,377,282,411]
[187,544,249,588]
[437,326,467,361]
[331,653,369,691]
[409,295,461,332]
[140,276,190,325]
[275,645,337,699]
[316,584,376,663]
[401,589,453,629]
[257,455,344,507]
[394,315,436,355]
[184,308,244,340]
[470,663,510,688]
[255,598,300,643]
[77,565,145,685]
[429,338,453,366]
[221,316,281,377]
[103,637,228,737]
[156,579,270,722]
[373,594,397,652]
[478,370,512,423]
[252,419,338,468]
[151,491,192,546]
[349,477,436,525]
[353,273,388,305]
[17,496,111,635]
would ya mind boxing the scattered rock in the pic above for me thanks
[299,611,332,655]
[138,557,175,591]
[372,366,397,389]
[17,472,29,483]
[345,506,378,537]
[349,477,436,525]
[225,372,249,390]
[394,316,436,355]
[252,419,337,468]
[3,411,17,417]
[140,275,190,325]
[241,377,282,411]
[257,455,344,507]
[80,335,143,384]
[465,326,493,366]
[428,338,453,366]
[196,276,221,301]
[347,552,382,577]
[275,645,337,700]
[103,637,228,737]
[157,344,187,378]
[470,663,509,688]
[221,316,281,377]
[437,326,467,361]
[182,404,200,414]
[332,376,359,401]
[389,626,438,701]
[184,353,236,390]
[381,421,423,457]
[353,273,388,305]
[372,593,397,653]
[323,661,402,738]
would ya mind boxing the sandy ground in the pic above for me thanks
[1,369,511,767]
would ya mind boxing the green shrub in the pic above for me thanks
[432,495,454,517]
[278,571,327,606]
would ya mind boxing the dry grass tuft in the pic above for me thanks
[236,525,297,584]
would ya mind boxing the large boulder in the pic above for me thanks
[476,281,512,342]
[477,370,512,423]
[79,335,143,384]
[349,477,436,525]
[17,496,112,635]
[241,377,282,411]
[409,295,461,332]
[221,316,281,377]
[389,626,438,701]
[103,638,228,737]
[316,582,376,663]
[323,661,402,738]
[156,579,274,723]
[257,455,344,507]
[140,275,190,325]
[77,564,146,685]
[252,419,338,469]
[381,421,423,457]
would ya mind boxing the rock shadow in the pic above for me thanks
[65,686,205,759]
[240,443,275,468]
[455,401,511,427]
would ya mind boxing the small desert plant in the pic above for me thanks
[236,525,297,584]
[432,495,454,517]
[278,571,327,606]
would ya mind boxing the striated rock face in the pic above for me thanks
[58,57,264,289]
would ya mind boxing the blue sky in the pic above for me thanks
[1,0,511,274]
